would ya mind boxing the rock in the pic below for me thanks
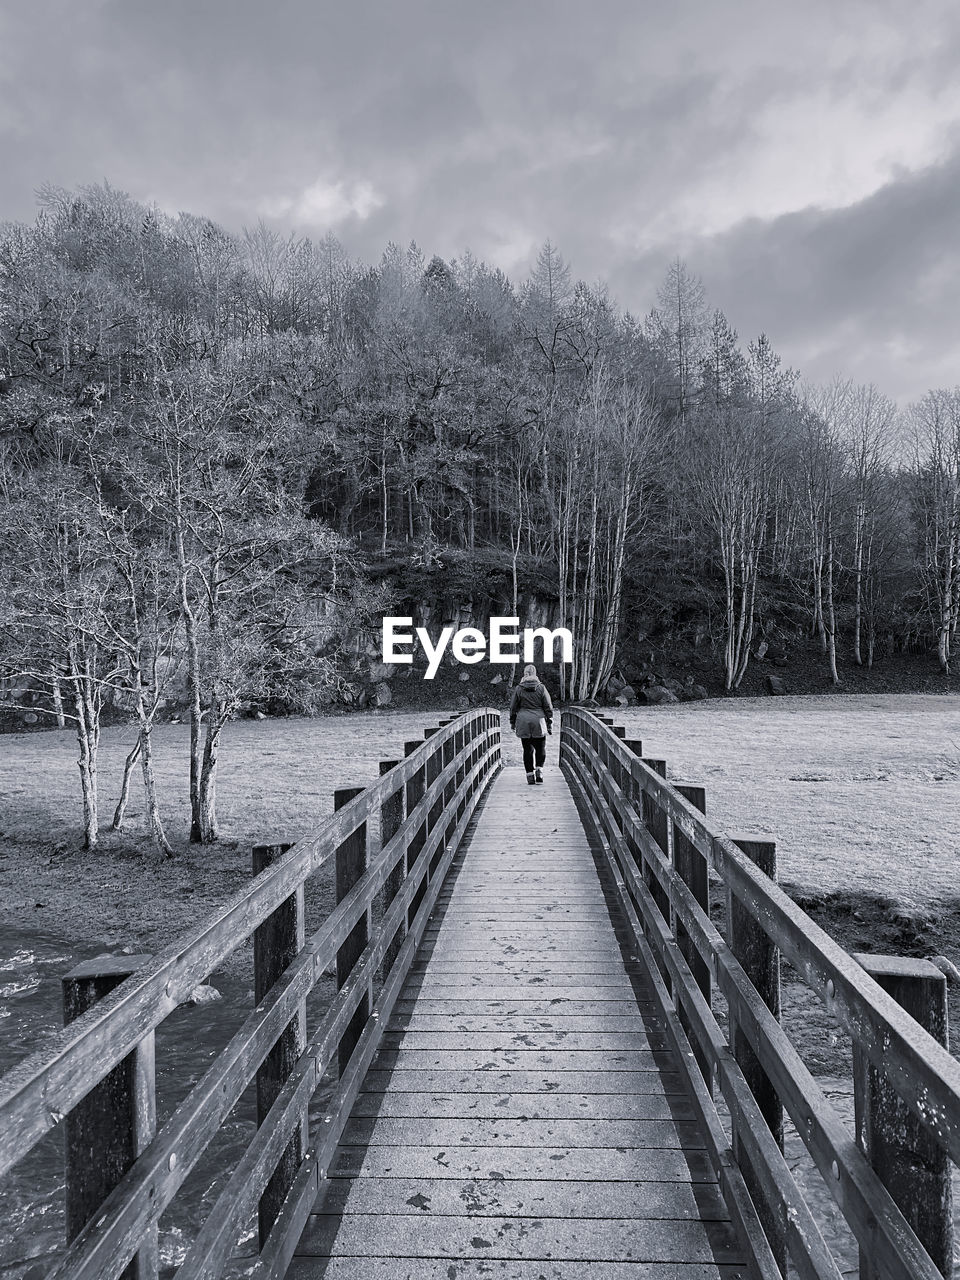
[682,683,709,701]
[490,673,503,685]
[755,639,768,659]
[613,684,638,707]
[455,695,470,710]
[187,983,222,1006]
[373,681,392,707]
[767,645,788,666]
[254,710,266,720]
[22,712,38,725]
[928,955,960,986]
[644,685,679,705]
[767,675,788,696]
[662,678,683,694]
[367,661,397,682]
[458,670,470,682]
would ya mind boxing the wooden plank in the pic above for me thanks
[361,1068,687,1094]
[287,1261,749,1280]
[297,1214,742,1262]
[370,1048,671,1071]
[389,1015,663,1032]
[399,983,641,1000]
[317,1174,727,1217]
[377,1031,657,1051]
[350,1091,694,1120]
[340,1116,703,1149]
[392,999,651,1016]
[329,1144,719,1182]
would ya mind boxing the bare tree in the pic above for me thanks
[911,388,960,673]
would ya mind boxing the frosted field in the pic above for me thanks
[614,693,960,910]
[0,694,957,911]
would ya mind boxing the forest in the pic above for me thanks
[1,182,958,851]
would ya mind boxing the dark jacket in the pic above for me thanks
[509,677,553,738]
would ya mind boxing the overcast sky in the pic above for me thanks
[2,0,958,404]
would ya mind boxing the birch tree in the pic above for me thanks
[911,388,960,673]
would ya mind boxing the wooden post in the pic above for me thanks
[623,738,643,813]
[252,841,304,1248]
[853,954,952,1280]
[673,785,710,1087]
[334,787,368,1077]
[62,955,157,1280]
[379,760,405,982]
[728,836,785,1274]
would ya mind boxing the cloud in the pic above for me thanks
[260,177,382,228]
[683,146,960,402]
[2,0,960,403]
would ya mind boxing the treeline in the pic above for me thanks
[0,183,958,849]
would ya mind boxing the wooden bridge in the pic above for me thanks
[2,707,959,1279]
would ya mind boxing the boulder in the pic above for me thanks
[187,983,222,1007]
[490,673,503,685]
[455,695,470,710]
[662,678,684,694]
[644,685,680,705]
[367,661,397,682]
[613,684,638,707]
[458,670,471,682]
[682,683,709,701]
[767,675,788,696]
[373,681,393,707]
[755,639,769,659]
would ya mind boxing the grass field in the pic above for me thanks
[615,692,960,910]
[1,693,958,957]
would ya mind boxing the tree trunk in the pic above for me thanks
[112,739,142,830]
[139,721,173,855]
[198,714,224,843]
[50,666,66,730]
[825,511,839,684]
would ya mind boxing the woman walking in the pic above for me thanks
[509,663,553,785]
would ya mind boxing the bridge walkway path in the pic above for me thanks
[288,764,748,1279]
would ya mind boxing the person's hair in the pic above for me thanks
[523,663,538,679]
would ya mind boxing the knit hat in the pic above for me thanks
[522,663,538,679]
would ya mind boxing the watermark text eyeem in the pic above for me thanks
[382,617,573,680]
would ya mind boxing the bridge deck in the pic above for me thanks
[289,766,747,1279]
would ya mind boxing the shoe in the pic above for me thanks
[526,772,536,785]
[535,767,543,784]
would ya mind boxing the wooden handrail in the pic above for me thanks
[561,706,957,1280]
[0,708,502,1280]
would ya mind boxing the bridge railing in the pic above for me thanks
[0,707,501,1280]
[561,706,959,1280]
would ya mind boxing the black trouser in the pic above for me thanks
[521,736,547,772]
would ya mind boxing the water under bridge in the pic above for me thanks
[1,707,959,1279]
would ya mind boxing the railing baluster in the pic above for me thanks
[404,740,427,927]
[727,836,785,1274]
[379,760,405,984]
[853,954,953,1280]
[673,785,711,1088]
[334,788,368,1077]
[62,956,157,1280]
[251,840,304,1248]
[642,758,671,925]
